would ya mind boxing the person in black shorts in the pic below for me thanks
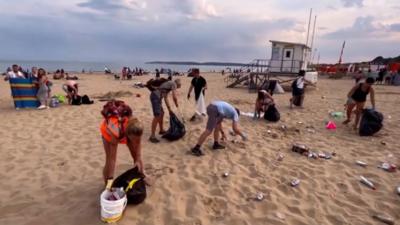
[290,70,314,108]
[149,79,181,143]
[343,77,376,130]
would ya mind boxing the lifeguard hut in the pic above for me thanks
[268,40,311,74]
[225,40,317,90]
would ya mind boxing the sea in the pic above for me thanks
[0,60,228,73]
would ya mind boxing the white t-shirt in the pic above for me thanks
[7,71,25,79]
[296,77,304,89]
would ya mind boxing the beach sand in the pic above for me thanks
[0,73,399,225]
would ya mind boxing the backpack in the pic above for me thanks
[264,104,280,122]
[101,100,132,120]
[162,112,186,141]
[81,95,94,104]
[55,94,66,103]
[112,167,146,205]
[71,95,82,105]
[359,109,383,136]
[145,78,168,91]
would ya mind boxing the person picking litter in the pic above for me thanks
[187,68,207,121]
[191,101,247,156]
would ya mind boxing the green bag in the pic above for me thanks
[54,94,66,104]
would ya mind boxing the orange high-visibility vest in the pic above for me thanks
[100,117,128,144]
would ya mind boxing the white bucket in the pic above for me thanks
[100,189,127,223]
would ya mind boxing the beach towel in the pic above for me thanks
[9,78,40,108]
[195,92,206,115]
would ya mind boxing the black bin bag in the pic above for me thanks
[162,112,186,141]
[359,108,383,136]
[264,104,280,122]
[112,167,147,205]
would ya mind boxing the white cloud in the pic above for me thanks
[0,0,399,63]
[341,0,364,8]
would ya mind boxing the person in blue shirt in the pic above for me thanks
[191,101,247,156]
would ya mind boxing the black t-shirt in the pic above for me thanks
[191,76,207,101]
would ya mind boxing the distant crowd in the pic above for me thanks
[354,68,400,86]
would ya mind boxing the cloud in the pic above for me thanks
[0,0,399,64]
[77,0,146,12]
[341,0,364,8]
[390,23,400,32]
[169,0,218,20]
[323,16,380,39]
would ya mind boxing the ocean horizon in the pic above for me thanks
[0,59,230,74]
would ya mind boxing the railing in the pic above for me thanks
[268,59,305,73]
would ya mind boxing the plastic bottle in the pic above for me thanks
[360,176,376,190]
[356,161,368,167]
[372,214,395,225]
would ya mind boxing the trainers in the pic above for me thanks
[191,147,204,156]
[149,136,160,143]
[212,142,226,150]
[38,105,47,110]
[159,130,167,135]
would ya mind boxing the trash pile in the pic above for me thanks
[105,187,125,201]
[291,143,335,160]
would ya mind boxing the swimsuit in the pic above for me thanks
[351,83,370,103]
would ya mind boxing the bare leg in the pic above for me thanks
[150,116,160,138]
[353,102,365,130]
[102,138,118,183]
[213,123,222,142]
[196,129,213,146]
[159,111,165,133]
[343,103,356,124]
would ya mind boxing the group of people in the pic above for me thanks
[79,67,377,185]
[121,67,145,79]
[354,68,400,86]
[3,64,81,109]
[100,68,249,182]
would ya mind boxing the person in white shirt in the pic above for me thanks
[4,64,25,81]
[290,70,314,108]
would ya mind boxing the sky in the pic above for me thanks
[0,0,399,64]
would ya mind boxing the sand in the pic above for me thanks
[0,72,399,225]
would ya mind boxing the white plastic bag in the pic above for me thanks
[195,92,206,115]
[274,83,285,94]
